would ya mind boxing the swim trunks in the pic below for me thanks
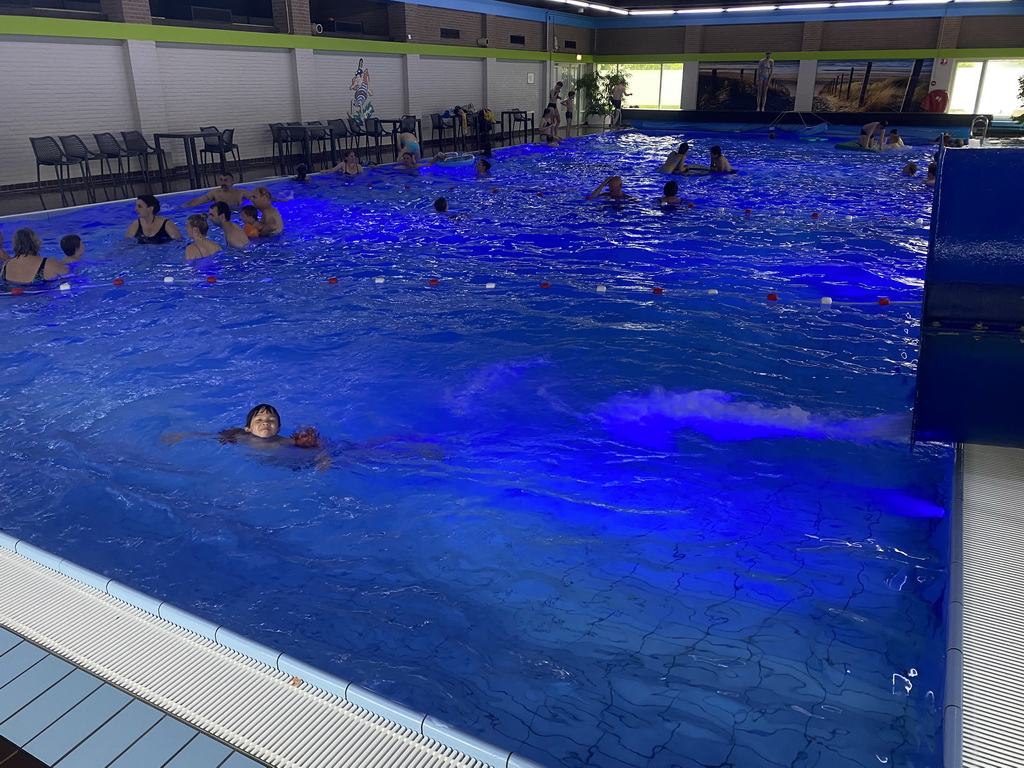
[547,102,557,109]
[611,99,622,109]
[565,112,573,120]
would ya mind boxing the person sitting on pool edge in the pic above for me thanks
[163,403,322,449]
[126,195,182,244]
[184,213,222,262]
[588,176,637,202]
[182,172,249,208]
[250,187,283,236]
[208,201,249,248]
[60,234,84,264]
[1,228,69,284]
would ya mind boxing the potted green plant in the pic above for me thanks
[577,70,612,126]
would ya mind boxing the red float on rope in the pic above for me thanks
[767,293,779,301]
[327,277,339,284]
[206,276,217,284]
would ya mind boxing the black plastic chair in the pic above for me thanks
[58,134,105,203]
[93,132,134,198]
[305,121,330,169]
[29,136,78,210]
[510,110,530,146]
[430,113,452,153]
[199,126,243,183]
[400,115,417,134]
[362,118,387,165]
[121,130,165,188]
[328,119,352,158]
[346,118,366,160]
[269,123,288,175]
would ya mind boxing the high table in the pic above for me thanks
[499,111,536,146]
[283,124,337,172]
[153,131,218,193]
[377,118,423,161]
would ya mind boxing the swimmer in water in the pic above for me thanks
[162,404,321,449]
[588,175,637,202]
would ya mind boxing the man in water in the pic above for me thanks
[251,186,283,236]
[183,172,249,208]
[756,52,774,111]
[588,175,637,202]
[609,81,631,128]
[208,201,249,248]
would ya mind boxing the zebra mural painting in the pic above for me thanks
[349,58,374,125]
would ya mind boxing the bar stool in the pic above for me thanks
[29,136,78,210]
[58,135,106,203]
[93,132,133,198]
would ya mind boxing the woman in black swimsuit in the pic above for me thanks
[0,228,69,285]
[125,194,182,244]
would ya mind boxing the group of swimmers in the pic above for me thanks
[658,142,734,175]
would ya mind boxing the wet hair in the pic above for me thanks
[926,162,937,177]
[903,162,918,175]
[294,164,309,182]
[240,205,259,220]
[60,234,82,257]
[12,228,42,257]
[663,181,678,197]
[434,197,448,212]
[137,194,160,214]
[245,404,280,429]
[252,186,271,200]
[678,143,689,154]
[208,201,231,219]
[187,213,209,236]
[477,159,492,173]
[889,128,899,135]
[710,145,722,156]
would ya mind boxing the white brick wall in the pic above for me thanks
[0,37,133,186]
[309,52,407,120]
[156,42,296,167]
[490,59,545,114]
[409,56,485,116]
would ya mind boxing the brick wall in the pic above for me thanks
[957,15,1024,49]
[309,0,390,37]
[405,5,485,48]
[99,0,149,25]
[701,23,804,54]
[555,23,591,55]
[0,38,134,184]
[486,15,545,52]
[595,27,686,56]
[820,18,941,50]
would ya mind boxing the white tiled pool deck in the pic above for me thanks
[0,534,544,768]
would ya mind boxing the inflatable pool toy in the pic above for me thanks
[435,153,477,167]
[835,141,881,152]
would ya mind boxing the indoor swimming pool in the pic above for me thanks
[0,131,951,768]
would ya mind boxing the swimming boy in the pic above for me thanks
[709,146,733,173]
[588,175,637,202]
[655,181,686,206]
[60,234,85,264]
[240,205,261,238]
[163,404,320,450]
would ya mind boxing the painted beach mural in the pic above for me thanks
[812,59,934,112]
[697,59,799,112]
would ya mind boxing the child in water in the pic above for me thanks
[163,404,322,449]
[240,206,261,239]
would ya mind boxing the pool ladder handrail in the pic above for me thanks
[970,114,989,145]
[765,110,832,134]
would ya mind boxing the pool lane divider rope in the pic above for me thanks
[3,275,922,309]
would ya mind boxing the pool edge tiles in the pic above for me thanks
[0,532,548,768]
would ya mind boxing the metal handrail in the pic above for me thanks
[970,115,989,145]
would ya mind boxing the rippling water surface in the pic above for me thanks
[0,132,949,768]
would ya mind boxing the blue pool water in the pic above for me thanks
[0,132,949,768]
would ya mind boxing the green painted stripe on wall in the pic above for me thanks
[0,14,595,61]
[3,15,1020,62]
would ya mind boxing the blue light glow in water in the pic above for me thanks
[0,132,948,768]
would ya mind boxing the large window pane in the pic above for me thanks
[660,64,683,109]
[976,59,1024,117]
[949,61,983,114]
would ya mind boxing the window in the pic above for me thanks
[510,34,526,45]
[564,40,577,49]
[440,28,460,39]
